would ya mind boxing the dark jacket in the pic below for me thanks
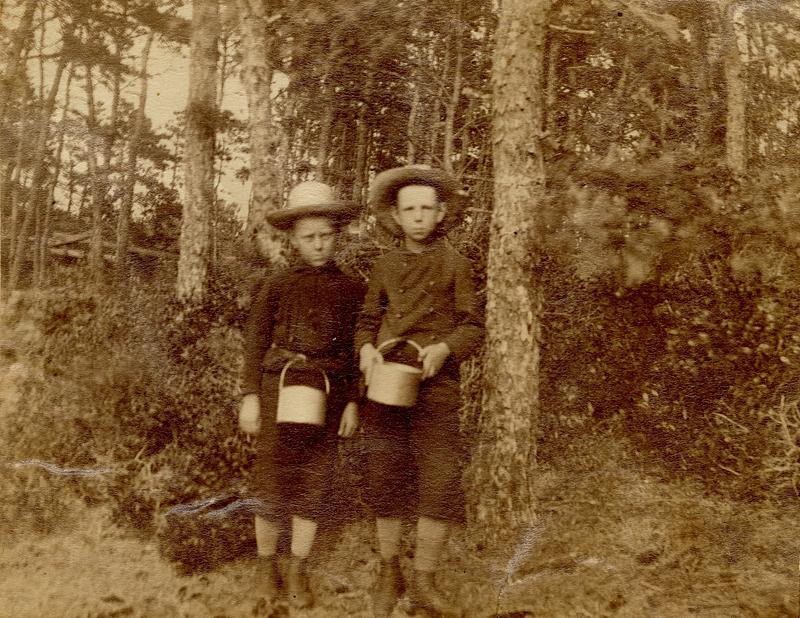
[354,240,483,364]
[241,262,365,398]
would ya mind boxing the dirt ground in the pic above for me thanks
[1,440,798,618]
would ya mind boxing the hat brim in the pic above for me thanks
[369,167,466,237]
[266,202,359,231]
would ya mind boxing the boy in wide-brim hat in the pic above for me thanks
[355,165,483,617]
[239,180,364,609]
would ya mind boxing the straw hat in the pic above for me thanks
[369,165,467,237]
[266,181,359,231]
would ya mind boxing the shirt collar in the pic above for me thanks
[398,237,446,256]
[291,260,340,274]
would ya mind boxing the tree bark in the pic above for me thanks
[722,1,747,173]
[176,0,218,303]
[115,32,154,285]
[473,0,551,543]
[544,37,560,134]
[237,0,285,266]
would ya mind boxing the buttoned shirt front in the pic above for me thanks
[355,240,483,362]
[241,262,365,396]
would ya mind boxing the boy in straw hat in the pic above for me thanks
[239,180,364,608]
[355,165,483,617]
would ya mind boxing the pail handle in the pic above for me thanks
[376,338,424,358]
[279,357,330,395]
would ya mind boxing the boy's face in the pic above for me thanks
[290,216,337,267]
[392,184,446,244]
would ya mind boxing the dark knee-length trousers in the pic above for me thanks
[251,368,347,522]
[362,370,466,523]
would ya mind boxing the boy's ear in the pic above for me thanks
[436,203,447,224]
[391,208,401,226]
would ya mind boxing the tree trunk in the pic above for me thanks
[722,1,747,173]
[176,0,218,303]
[36,65,74,288]
[352,71,374,203]
[472,0,551,543]
[66,156,75,214]
[115,33,154,285]
[314,29,347,181]
[84,64,106,288]
[8,54,67,290]
[442,2,464,174]
[237,0,285,266]
[315,83,335,181]
[0,0,37,245]
[6,120,27,272]
[31,8,52,288]
[690,6,716,149]
[406,83,420,163]
[0,0,37,125]
[211,29,232,270]
[103,47,122,174]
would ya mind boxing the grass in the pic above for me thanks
[1,435,797,617]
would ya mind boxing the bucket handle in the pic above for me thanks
[279,357,330,395]
[376,338,424,359]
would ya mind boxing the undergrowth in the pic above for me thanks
[2,159,799,573]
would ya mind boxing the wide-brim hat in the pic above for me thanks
[266,181,359,231]
[369,165,466,237]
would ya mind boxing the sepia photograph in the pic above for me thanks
[0,0,798,616]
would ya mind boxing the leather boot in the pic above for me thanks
[409,570,463,617]
[256,555,281,600]
[286,556,313,609]
[373,556,404,617]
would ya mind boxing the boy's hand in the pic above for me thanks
[359,343,383,385]
[419,342,451,379]
[239,394,261,434]
[338,401,359,438]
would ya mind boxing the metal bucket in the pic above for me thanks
[276,359,330,425]
[367,338,423,407]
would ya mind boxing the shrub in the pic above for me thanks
[537,153,800,497]
[0,268,257,554]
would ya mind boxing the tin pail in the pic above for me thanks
[367,338,423,407]
[276,359,329,425]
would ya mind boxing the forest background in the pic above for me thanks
[1,0,799,616]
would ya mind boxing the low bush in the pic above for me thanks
[537,154,800,497]
[0,268,256,560]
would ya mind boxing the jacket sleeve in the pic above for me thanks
[345,279,367,402]
[442,254,484,362]
[354,260,387,352]
[240,277,278,396]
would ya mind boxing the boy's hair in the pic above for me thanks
[392,182,443,208]
[290,215,346,233]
